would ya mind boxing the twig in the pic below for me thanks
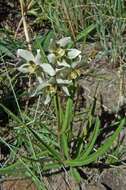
[19,0,32,51]
[14,17,23,39]
[19,0,32,112]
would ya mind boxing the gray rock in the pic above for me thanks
[99,168,126,190]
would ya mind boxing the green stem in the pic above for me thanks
[54,94,63,143]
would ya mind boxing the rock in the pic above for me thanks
[2,179,36,190]
[99,168,126,190]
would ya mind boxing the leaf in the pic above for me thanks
[65,118,125,167]
[0,44,13,57]
[17,49,34,61]
[0,161,25,175]
[42,31,54,51]
[35,38,49,63]
[60,98,73,158]
[76,24,96,41]
[61,98,73,133]
[68,49,81,59]
[40,63,56,76]
[77,118,100,159]
[70,168,81,183]
[61,133,69,158]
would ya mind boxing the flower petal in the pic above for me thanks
[17,49,34,62]
[68,49,81,59]
[57,37,71,47]
[40,63,56,76]
[57,60,70,68]
[62,86,70,96]
[36,75,44,84]
[47,53,56,64]
[35,49,42,65]
[32,81,49,96]
[56,79,72,85]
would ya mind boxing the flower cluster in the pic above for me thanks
[17,37,82,104]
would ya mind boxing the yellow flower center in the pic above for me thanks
[56,48,65,57]
[69,69,81,79]
[47,84,57,93]
[28,61,37,74]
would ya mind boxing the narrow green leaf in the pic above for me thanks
[61,133,69,158]
[61,98,73,133]
[54,95,64,129]
[70,167,81,183]
[0,161,24,175]
[78,118,100,159]
[43,31,54,50]
[0,44,13,57]
[65,118,125,167]
[60,98,73,158]
[76,24,96,41]
[36,39,48,63]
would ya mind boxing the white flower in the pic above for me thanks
[17,49,42,74]
[17,49,41,65]
[17,49,56,77]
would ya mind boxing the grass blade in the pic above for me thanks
[27,126,63,161]
[76,24,96,42]
[0,103,23,124]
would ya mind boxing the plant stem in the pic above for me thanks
[54,94,62,143]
